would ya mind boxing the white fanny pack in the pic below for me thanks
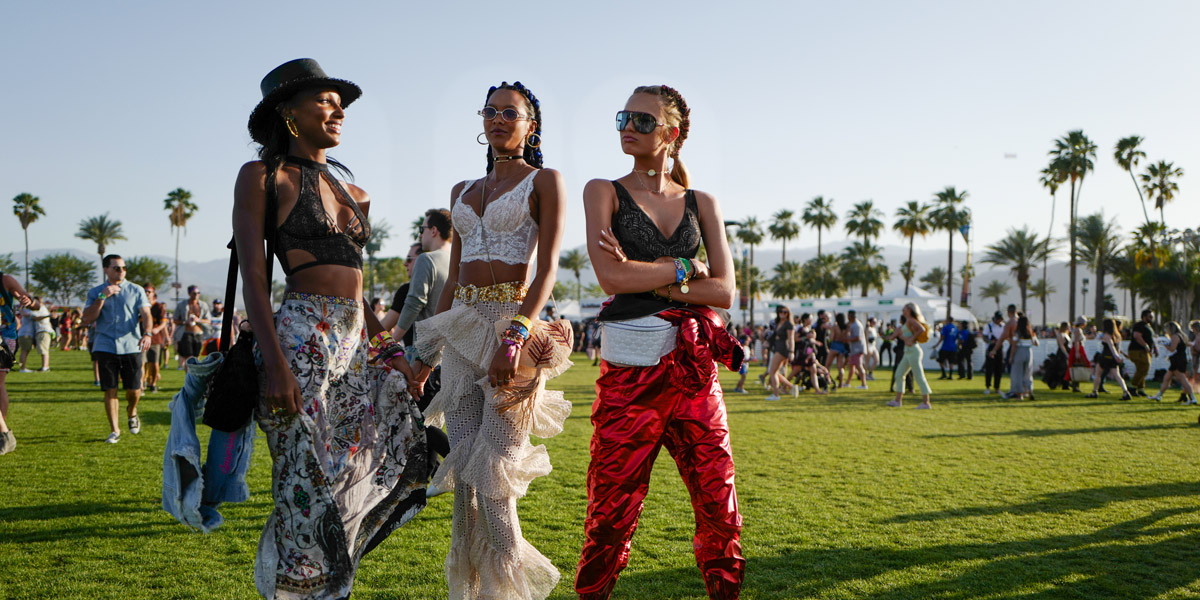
[600,315,679,366]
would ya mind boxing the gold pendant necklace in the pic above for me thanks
[633,170,667,194]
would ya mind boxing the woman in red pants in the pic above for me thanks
[577,85,744,600]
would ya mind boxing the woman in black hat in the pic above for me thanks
[233,58,430,600]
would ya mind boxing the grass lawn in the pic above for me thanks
[3,350,1200,599]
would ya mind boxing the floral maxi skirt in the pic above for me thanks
[255,293,432,599]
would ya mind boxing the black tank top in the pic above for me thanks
[598,181,701,321]
[274,156,370,275]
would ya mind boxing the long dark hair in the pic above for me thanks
[1102,318,1116,336]
[1017,315,1032,339]
[484,81,544,173]
[255,87,354,181]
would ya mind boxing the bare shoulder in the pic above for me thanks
[690,188,720,209]
[344,182,370,204]
[236,160,267,183]
[533,167,563,189]
[583,178,616,199]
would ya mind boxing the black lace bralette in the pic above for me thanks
[597,181,701,322]
[274,156,370,275]
[609,180,700,262]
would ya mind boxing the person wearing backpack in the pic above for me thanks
[886,302,932,409]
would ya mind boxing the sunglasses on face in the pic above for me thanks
[616,111,668,134]
[109,265,126,271]
[478,106,532,122]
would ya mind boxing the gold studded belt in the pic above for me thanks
[453,281,528,305]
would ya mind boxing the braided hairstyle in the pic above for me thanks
[632,84,691,188]
[484,81,544,173]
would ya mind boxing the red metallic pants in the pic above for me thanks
[575,351,744,599]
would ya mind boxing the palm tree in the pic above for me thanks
[163,188,197,302]
[800,254,845,298]
[1114,136,1152,225]
[1141,160,1184,227]
[735,217,764,325]
[1039,161,1068,299]
[1110,247,1141,316]
[893,201,932,294]
[930,186,970,319]
[844,200,884,246]
[839,241,888,297]
[364,217,392,298]
[980,280,1012,312]
[1072,212,1123,319]
[559,248,590,307]
[12,193,45,289]
[1048,130,1097,320]
[768,209,800,263]
[920,267,948,296]
[1028,278,1056,328]
[981,226,1051,315]
[769,260,804,299]
[75,213,127,280]
[801,196,837,258]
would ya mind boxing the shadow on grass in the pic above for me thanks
[882,481,1200,523]
[617,505,1200,598]
[925,423,1193,438]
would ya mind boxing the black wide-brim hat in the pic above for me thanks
[247,58,362,146]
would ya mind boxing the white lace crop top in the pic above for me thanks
[452,170,540,265]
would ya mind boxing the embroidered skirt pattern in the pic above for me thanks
[254,294,431,600]
[416,297,573,600]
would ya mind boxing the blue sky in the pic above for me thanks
[2,0,1196,268]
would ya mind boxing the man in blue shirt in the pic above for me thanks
[936,317,959,380]
[955,321,976,380]
[81,255,152,444]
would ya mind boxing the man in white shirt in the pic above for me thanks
[17,297,52,372]
[982,309,1009,395]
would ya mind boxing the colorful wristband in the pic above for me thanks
[511,314,534,332]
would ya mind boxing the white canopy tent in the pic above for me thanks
[766,286,978,329]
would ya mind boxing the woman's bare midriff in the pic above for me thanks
[457,260,531,287]
[285,264,364,301]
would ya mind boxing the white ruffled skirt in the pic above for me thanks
[416,299,572,600]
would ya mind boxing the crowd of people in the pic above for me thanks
[4,56,1197,600]
[732,302,1200,411]
[0,260,243,452]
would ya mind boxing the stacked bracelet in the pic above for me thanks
[511,314,534,332]
[378,342,405,364]
[371,331,395,349]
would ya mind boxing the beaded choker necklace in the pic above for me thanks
[493,154,523,163]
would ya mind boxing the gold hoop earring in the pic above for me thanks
[285,116,300,138]
[525,132,541,149]
[477,132,489,145]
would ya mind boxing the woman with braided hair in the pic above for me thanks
[577,85,745,599]
[410,81,570,600]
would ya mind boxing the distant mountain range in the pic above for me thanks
[9,242,1116,323]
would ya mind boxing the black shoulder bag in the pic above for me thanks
[203,167,279,432]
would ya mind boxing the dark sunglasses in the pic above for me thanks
[109,265,126,271]
[478,106,532,122]
[616,111,669,134]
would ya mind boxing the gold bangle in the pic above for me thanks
[667,285,673,303]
